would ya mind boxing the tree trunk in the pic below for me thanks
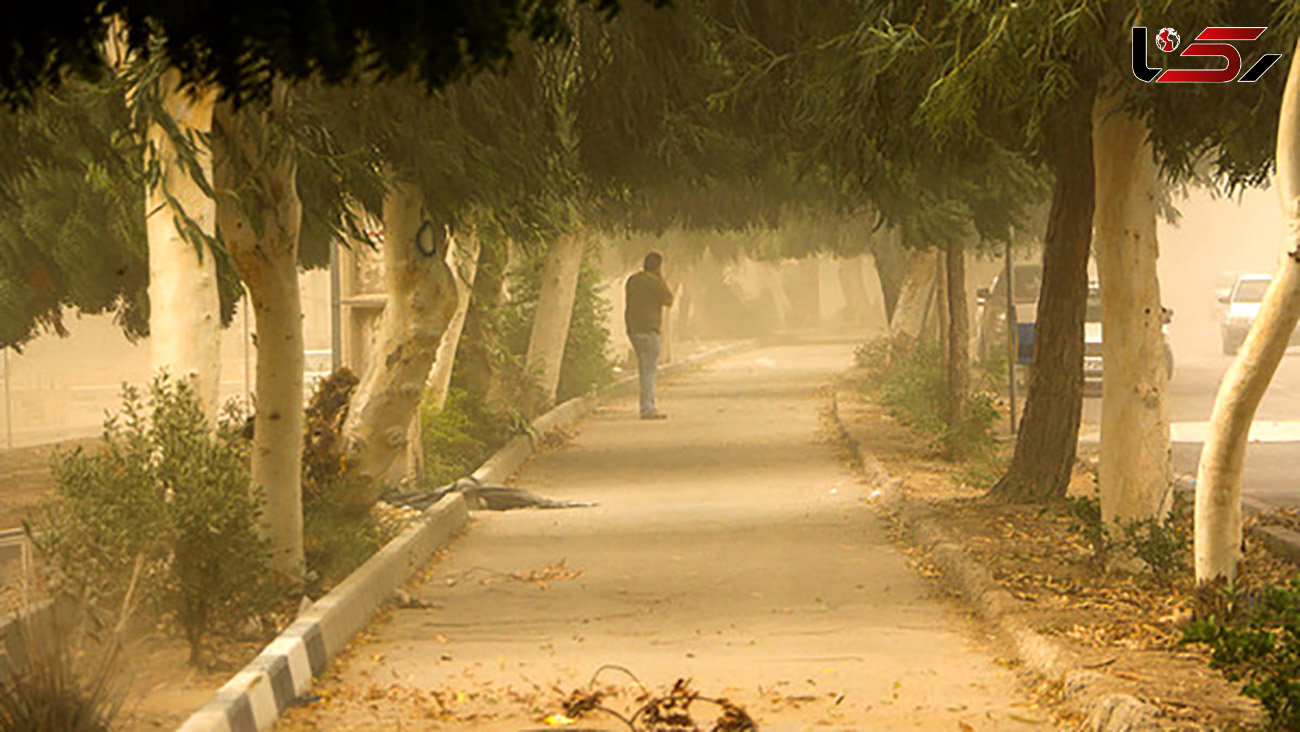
[213,94,305,578]
[457,239,507,402]
[403,231,481,483]
[146,71,221,415]
[1092,96,1172,529]
[838,257,870,325]
[946,241,970,458]
[890,250,939,345]
[525,234,584,410]
[991,85,1095,503]
[342,180,458,505]
[871,228,910,324]
[424,233,481,409]
[1196,38,1300,582]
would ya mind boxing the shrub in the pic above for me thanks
[31,376,286,664]
[1064,493,1191,579]
[1185,579,1300,730]
[860,338,997,459]
[1122,509,1189,580]
[1065,495,1112,562]
[297,370,396,596]
[0,623,119,732]
[418,387,513,488]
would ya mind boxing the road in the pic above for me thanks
[1080,348,1300,509]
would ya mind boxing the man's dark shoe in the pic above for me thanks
[640,411,668,420]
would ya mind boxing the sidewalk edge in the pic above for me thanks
[827,388,1160,732]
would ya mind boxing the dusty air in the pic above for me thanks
[2,2,1300,731]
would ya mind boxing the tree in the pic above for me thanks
[1,0,667,107]
[213,83,308,577]
[340,180,457,502]
[1196,36,1300,582]
[141,70,223,415]
[1092,93,1172,528]
[0,78,149,349]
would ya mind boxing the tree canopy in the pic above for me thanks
[1,0,670,107]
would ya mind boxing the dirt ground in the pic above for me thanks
[834,366,1297,731]
[279,343,1055,731]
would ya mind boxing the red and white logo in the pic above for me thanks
[1133,26,1282,83]
[1155,27,1180,53]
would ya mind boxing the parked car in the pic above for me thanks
[1083,283,1174,393]
[1219,274,1297,355]
[975,263,1043,363]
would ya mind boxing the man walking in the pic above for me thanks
[625,252,674,419]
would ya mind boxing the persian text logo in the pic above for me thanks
[1132,26,1282,83]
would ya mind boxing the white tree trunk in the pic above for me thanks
[890,250,939,344]
[213,94,305,578]
[403,232,481,483]
[1092,96,1173,530]
[1196,38,1300,582]
[343,180,457,504]
[424,233,482,409]
[525,234,584,409]
[146,72,221,415]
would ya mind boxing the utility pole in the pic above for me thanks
[1005,237,1017,435]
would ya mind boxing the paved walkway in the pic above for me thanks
[284,343,1052,731]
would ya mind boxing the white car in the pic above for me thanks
[1219,274,1293,355]
[1084,283,1173,393]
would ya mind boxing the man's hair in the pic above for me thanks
[643,251,663,272]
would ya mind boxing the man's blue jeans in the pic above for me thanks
[629,332,660,416]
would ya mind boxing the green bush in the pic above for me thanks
[31,376,287,664]
[297,369,397,596]
[418,387,513,487]
[1065,495,1111,562]
[1122,511,1189,580]
[1185,579,1300,729]
[860,338,997,459]
[1064,493,1190,579]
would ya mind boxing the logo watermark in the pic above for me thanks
[1132,26,1282,83]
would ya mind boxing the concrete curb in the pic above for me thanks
[828,391,1160,732]
[177,494,470,732]
[175,338,758,732]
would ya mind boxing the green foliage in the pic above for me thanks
[1065,495,1111,562]
[296,369,396,596]
[1185,579,1300,730]
[1123,510,1189,581]
[1065,493,1190,579]
[419,388,514,488]
[1,0,669,108]
[0,73,243,351]
[857,337,996,459]
[502,246,615,403]
[30,376,286,664]
[852,338,892,370]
